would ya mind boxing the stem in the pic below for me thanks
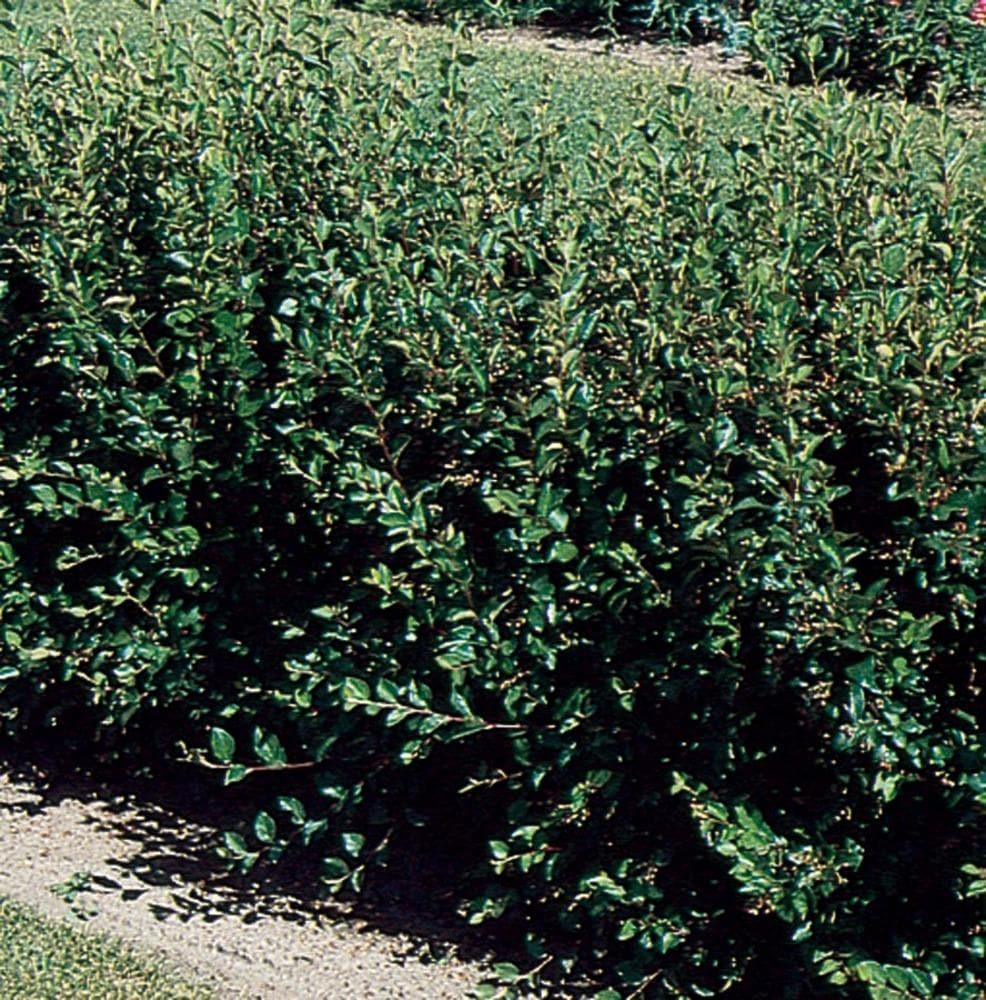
[188,753,316,776]
[626,969,662,999]
[347,696,528,731]
[520,953,554,983]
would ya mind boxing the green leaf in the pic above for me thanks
[449,687,473,718]
[880,245,907,278]
[376,678,400,702]
[301,819,328,846]
[30,484,58,509]
[713,416,737,453]
[170,441,194,468]
[253,728,287,766]
[791,922,812,943]
[210,727,236,763]
[617,919,637,941]
[855,960,886,985]
[907,970,934,996]
[321,857,351,881]
[253,811,276,844]
[276,797,306,823]
[546,506,569,532]
[223,765,248,786]
[492,962,519,983]
[817,537,842,569]
[885,967,912,991]
[236,394,265,418]
[166,251,194,271]
[548,540,578,563]
[490,840,510,860]
[399,739,425,764]
[341,831,365,857]
[223,831,249,856]
[385,706,413,727]
[342,676,371,705]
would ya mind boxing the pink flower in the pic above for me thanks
[971,0,986,24]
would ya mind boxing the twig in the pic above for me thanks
[523,953,554,981]
[186,752,316,776]
[346,696,528,731]
[626,969,662,1000]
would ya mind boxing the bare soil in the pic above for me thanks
[478,24,754,79]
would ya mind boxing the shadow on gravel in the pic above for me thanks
[0,743,593,995]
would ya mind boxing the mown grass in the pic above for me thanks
[0,896,213,999]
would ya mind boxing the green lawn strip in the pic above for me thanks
[0,896,214,1000]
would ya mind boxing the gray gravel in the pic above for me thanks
[0,769,487,999]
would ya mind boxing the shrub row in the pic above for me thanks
[1,4,984,997]
[353,0,986,102]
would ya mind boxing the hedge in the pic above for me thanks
[1,3,984,996]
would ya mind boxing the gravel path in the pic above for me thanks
[0,765,487,999]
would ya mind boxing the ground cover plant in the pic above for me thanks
[1,1,984,996]
[0,895,212,999]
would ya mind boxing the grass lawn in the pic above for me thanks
[0,896,213,999]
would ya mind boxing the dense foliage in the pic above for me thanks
[1,2,984,997]
[748,0,986,98]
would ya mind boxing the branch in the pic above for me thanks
[181,746,317,777]
[347,696,529,731]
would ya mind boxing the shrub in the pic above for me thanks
[1,3,984,997]
[623,0,747,47]
[748,0,986,99]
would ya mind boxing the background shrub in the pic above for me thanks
[1,3,984,997]
[749,0,986,99]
